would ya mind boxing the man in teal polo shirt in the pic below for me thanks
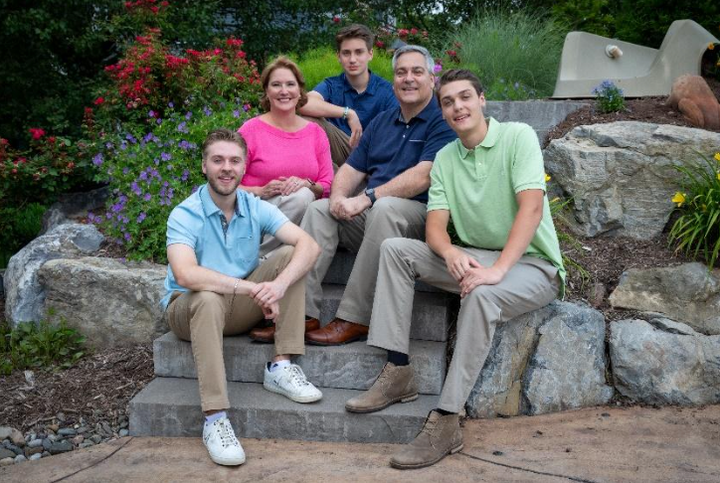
[345,69,565,469]
[163,129,323,466]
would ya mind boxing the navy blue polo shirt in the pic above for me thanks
[313,71,398,136]
[346,97,456,203]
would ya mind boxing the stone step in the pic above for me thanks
[129,378,437,443]
[486,100,587,144]
[323,250,442,292]
[319,284,452,342]
[153,332,446,394]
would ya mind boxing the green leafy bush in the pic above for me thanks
[0,203,46,269]
[592,80,625,113]
[0,319,86,376]
[90,102,259,263]
[445,9,567,100]
[669,152,720,268]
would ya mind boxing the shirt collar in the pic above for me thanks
[341,70,377,95]
[456,117,499,159]
[199,184,244,219]
[395,96,439,124]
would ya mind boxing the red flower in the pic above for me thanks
[375,40,385,48]
[333,16,340,23]
[0,138,8,146]
[85,107,94,115]
[124,1,133,9]
[150,6,159,13]
[67,162,75,170]
[410,28,418,35]
[236,51,246,58]
[48,136,56,144]
[161,0,169,6]
[447,50,457,57]
[226,38,243,47]
[398,29,409,37]
[29,128,45,140]
[94,97,105,105]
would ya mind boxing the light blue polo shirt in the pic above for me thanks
[161,184,289,308]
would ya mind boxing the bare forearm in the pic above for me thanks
[374,162,431,200]
[493,204,542,275]
[299,94,345,119]
[426,221,455,259]
[175,265,255,295]
[329,164,365,200]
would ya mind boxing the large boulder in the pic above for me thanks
[466,301,612,418]
[37,257,167,348]
[609,316,720,405]
[544,122,720,238]
[39,186,109,235]
[4,223,104,324]
[609,263,720,335]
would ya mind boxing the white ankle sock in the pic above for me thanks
[269,359,291,372]
[205,411,227,425]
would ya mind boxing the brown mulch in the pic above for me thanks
[546,76,720,147]
[0,341,153,432]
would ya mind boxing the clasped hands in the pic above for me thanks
[259,176,311,199]
[444,248,506,297]
[329,194,371,221]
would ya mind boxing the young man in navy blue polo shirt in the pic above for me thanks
[300,45,456,346]
[299,24,397,165]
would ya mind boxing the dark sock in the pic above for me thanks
[387,350,409,366]
[434,408,456,416]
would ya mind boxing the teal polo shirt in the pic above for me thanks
[161,184,289,308]
[428,117,566,296]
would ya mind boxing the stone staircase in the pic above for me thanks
[129,250,455,443]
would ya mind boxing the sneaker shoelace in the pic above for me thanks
[286,365,312,387]
[217,419,240,448]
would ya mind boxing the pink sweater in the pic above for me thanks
[238,117,334,198]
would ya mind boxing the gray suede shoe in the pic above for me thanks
[390,410,463,469]
[345,362,419,413]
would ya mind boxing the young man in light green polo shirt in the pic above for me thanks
[344,69,565,469]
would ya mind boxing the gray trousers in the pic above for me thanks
[300,197,427,324]
[368,238,560,413]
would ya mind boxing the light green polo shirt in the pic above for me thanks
[428,117,565,296]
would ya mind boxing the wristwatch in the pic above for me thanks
[364,187,376,205]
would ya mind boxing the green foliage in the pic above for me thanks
[446,9,567,100]
[592,80,625,113]
[0,318,87,376]
[294,46,395,89]
[550,0,613,37]
[90,102,259,263]
[669,153,720,269]
[0,203,46,269]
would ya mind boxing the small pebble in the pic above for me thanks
[27,439,43,448]
[29,453,42,461]
[90,435,102,444]
[78,441,95,449]
[14,454,27,463]
[119,429,129,437]
[71,435,84,446]
[0,457,14,467]
[58,428,77,437]
[492,450,504,456]
[25,446,43,457]
[42,439,53,451]
[76,426,89,434]
[49,440,74,455]
[47,424,59,433]
[601,412,610,417]
[42,451,50,457]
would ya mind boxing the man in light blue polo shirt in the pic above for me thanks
[299,24,397,164]
[163,129,323,467]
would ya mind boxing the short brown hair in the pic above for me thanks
[437,69,485,102]
[202,129,247,160]
[259,56,308,112]
[335,24,374,51]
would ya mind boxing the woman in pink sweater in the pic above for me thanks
[238,56,334,257]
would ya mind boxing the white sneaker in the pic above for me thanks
[264,363,323,403]
[202,416,246,466]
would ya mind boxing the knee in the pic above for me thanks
[189,291,226,321]
[380,237,422,258]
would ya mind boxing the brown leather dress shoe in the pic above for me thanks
[304,318,369,346]
[249,317,320,343]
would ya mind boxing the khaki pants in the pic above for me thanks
[368,238,560,413]
[305,117,351,167]
[300,197,427,324]
[260,187,315,258]
[167,246,306,412]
